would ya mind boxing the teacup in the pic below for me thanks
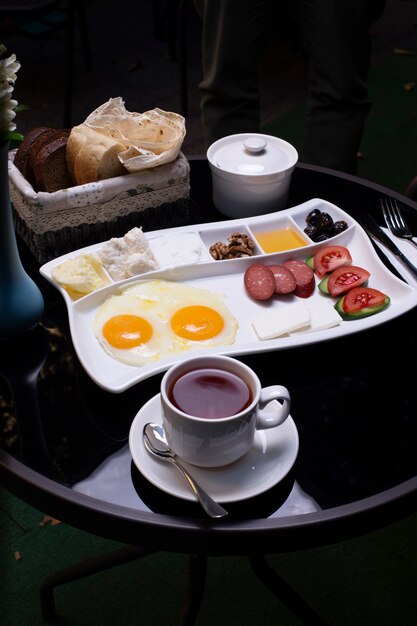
[160,355,291,468]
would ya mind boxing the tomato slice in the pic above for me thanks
[343,287,388,313]
[313,246,352,278]
[327,265,370,297]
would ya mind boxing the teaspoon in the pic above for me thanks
[143,422,228,519]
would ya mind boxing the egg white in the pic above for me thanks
[161,282,238,351]
[93,290,172,366]
[93,279,238,366]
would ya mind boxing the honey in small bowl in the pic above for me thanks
[254,227,308,253]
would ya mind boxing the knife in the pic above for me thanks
[359,213,417,280]
[359,213,417,279]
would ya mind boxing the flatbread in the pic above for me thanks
[84,97,185,172]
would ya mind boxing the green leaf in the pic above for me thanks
[0,130,24,142]
[9,131,24,141]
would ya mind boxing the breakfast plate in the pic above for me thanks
[128,394,299,503]
[40,198,417,393]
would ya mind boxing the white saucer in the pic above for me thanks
[129,394,299,503]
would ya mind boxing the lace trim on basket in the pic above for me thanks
[11,182,190,234]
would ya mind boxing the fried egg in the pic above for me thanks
[93,289,171,366]
[93,279,238,366]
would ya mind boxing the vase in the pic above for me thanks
[0,139,44,339]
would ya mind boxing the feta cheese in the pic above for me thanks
[289,298,342,334]
[100,227,159,280]
[252,302,310,340]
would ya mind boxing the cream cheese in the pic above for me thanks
[148,232,209,267]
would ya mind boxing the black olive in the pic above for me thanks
[312,232,329,242]
[317,212,334,233]
[332,220,348,235]
[304,225,319,240]
[305,209,321,226]
[304,225,329,242]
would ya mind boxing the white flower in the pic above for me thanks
[0,45,21,138]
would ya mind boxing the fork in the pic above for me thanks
[381,197,417,251]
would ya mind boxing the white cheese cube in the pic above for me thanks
[252,302,310,340]
[290,298,342,334]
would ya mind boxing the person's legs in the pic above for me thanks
[193,0,271,146]
[295,0,386,173]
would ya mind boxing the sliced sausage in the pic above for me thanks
[244,264,275,300]
[283,259,315,298]
[267,264,297,295]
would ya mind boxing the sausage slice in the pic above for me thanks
[283,259,315,298]
[267,264,297,294]
[244,264,275,300]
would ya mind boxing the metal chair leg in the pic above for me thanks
[63,0,75,128]
[178,0,188,117]
[249,554,329,626]
[76,0,92,71]
[63,0,92,128]
[178,554,208,626]
[39,545,155,622]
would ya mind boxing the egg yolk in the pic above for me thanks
[170,305,224,341]
[102,315,153,349]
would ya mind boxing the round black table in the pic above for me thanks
[1,159,417,624]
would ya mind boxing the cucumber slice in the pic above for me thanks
[318,275,330,294]
[334,295,390,320]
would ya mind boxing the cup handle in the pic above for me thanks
[255,385,291,430]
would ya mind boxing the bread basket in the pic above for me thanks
[8,151,190,263]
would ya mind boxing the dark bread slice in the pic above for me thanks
[30,129,72,192]
[13,127,54,180]
[27,129,67,187]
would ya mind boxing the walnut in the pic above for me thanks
[209,242,224,260]
[228,232,255,251]
[209,232,255,260]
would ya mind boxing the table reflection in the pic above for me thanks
[2,297,417,522]
[0,315,159,486]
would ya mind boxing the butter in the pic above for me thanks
[52,254,110,298]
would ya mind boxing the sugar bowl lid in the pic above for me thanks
[207,133,298,176]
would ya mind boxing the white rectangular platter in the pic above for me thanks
[40,198,417,393]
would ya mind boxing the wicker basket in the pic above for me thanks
[8,150,191,263]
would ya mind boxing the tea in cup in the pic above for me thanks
[160,355,291,467]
